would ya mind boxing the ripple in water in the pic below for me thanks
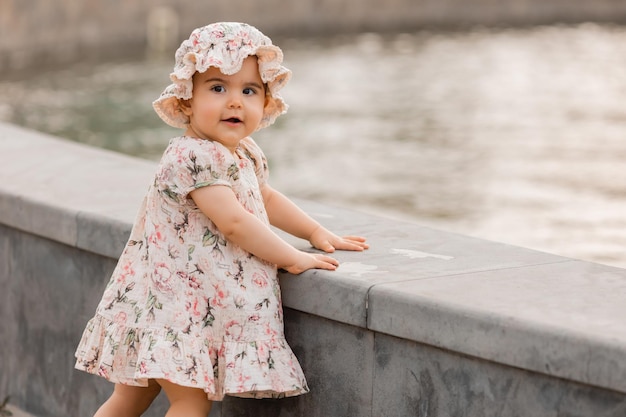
[2,23,625,267]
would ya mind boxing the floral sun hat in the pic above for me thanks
[153,22,291,130]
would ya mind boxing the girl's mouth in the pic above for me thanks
[224,117,242,123]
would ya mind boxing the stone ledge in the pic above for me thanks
[0,122,152,258]
[368,259,626,394]
[2,121,626,396]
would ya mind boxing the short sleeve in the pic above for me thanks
[239,137,269,187]
[156,138,237,201]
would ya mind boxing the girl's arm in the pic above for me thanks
[190,185,339,274]
[261,183,369,253]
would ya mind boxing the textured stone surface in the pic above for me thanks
[0,224,113,416]
[0,123,153,256]
[279,218,566,327]
[368,260,626,393]
[372,333,626,417]
[3,122,626,416]
[0,223,170,416]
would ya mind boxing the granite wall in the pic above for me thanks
[2,122,626,416]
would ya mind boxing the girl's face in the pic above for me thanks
[181,56,267,152]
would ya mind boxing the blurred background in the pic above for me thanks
[1,0,626,268]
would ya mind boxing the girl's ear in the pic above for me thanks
[179,98,192,116]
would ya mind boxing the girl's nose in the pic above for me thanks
[227,92,243,108]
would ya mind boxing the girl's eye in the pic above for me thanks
[210,85,225,93]
[243,87,256,96]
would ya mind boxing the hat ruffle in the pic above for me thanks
[153,22,291,130]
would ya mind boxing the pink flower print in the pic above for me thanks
[186,219,206,242]
[174,144,186,163]
[236,373,252,391]
[115,261,135,286]
[122,262,135,276]
[157,165,173,183]
[210,282,229,308]
[263,322,278,338]
[225,320,244,341]
[257,342,267,359]
[187,274,202,290]
[252,271,269,288]
[167,244,181,260]
[203,371,216,392]
[199,251,224,273]
[214,57,224,68]
[172,310,188,328]
[186,297,203,321]
[153,262,174,293]
[175,169,193,191]
[227,38,239,50]
[270,369,284,389]
[191,32,200,46]
[148,224,165,248]
[139,361,148,375]
[113,311,127,325]
[97,365,109,379]
[211,145,223,161]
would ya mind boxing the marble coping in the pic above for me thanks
[2,121,626,395]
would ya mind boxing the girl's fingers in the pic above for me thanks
[333,236,369,251]
[318,241,336,253]
[342,235,367,242]
[322,254,339,266]
[315,254,339,269]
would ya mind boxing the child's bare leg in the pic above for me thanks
[93,379,161,417]
[156,379,213,417]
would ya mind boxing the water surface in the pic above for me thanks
[2,23,625,267]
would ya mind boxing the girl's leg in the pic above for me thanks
[156,379,213,417]
[94,379,161,417]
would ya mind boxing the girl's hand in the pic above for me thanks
[281,251,340,275]
[309,226,369,253]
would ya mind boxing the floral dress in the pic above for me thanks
[74,136,309,400]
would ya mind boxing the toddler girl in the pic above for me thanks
[74,22,369,417]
